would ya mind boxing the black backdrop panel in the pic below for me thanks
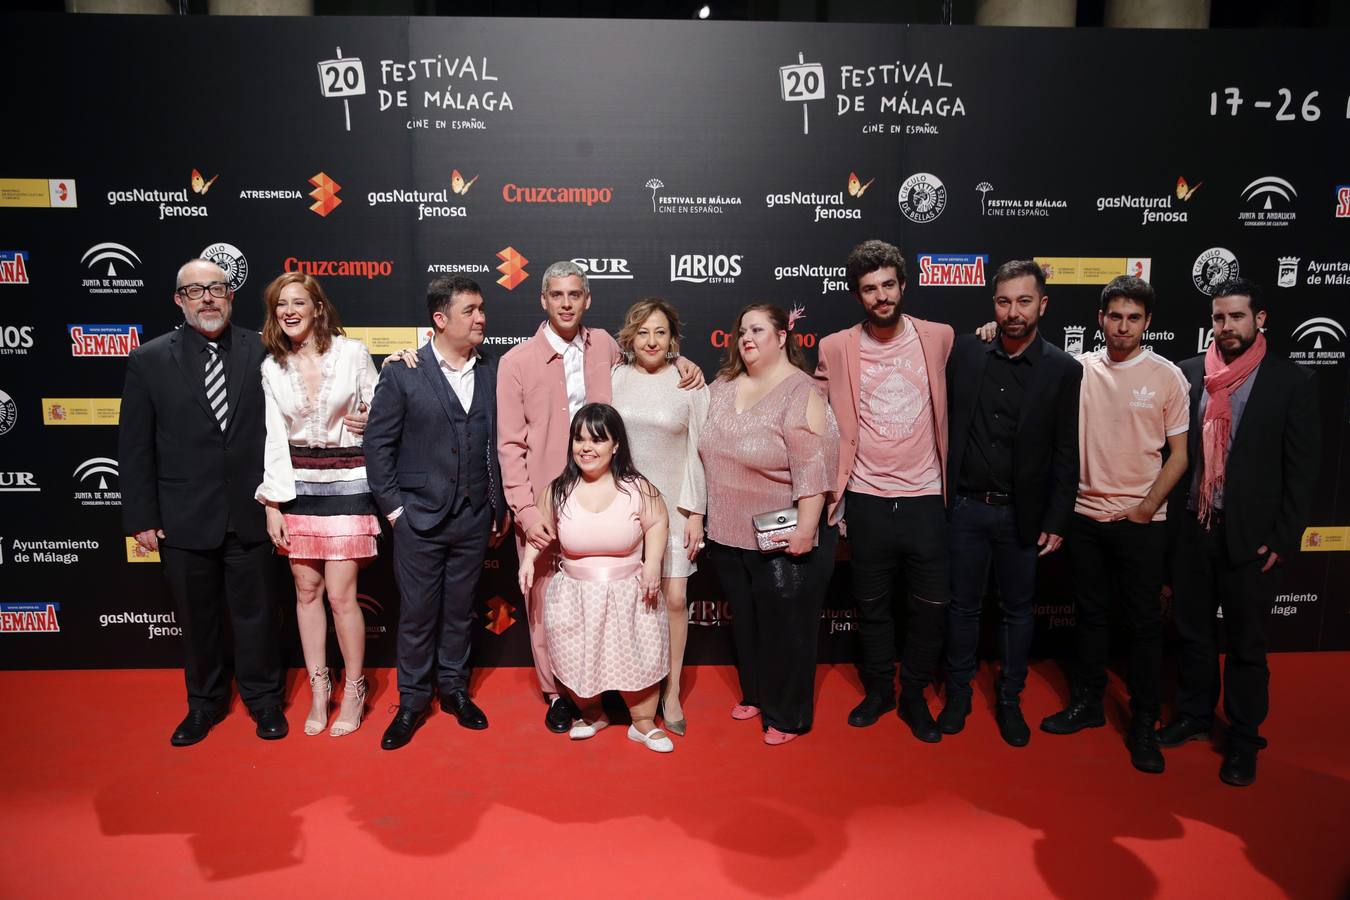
[2,15,1347,668]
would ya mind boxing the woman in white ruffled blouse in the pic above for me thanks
[255,273,379,738]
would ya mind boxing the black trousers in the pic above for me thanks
[706,524,838,734]
[391,501,491,711]
[160,534,285,713]
[1171,515,1273,750]
[1068,514,1167,724]
[845,492,950,695]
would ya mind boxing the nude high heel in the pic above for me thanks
[304,667,331,736]
[330,675,367,737]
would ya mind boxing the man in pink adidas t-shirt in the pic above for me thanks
[1039,276,1189,775]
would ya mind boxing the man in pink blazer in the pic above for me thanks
[497,260,703,732]
[815,239,954,743]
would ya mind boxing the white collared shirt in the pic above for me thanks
[543,322,587,418]
[431,340,477,413]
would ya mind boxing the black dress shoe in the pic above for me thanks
[996,703,1031,747]
[1040,700,1106,735]
[937,694,971,735]
[252,705,289,740]
[381,706,427,750]
[1126,726,1165,774]
[1157,716,1211,748]
[440,690,489,730]
[898,695,942,743]
[1219,745,1257,787]
[544,696,575,734]
[170,708,226,747]
[847,690,896,728]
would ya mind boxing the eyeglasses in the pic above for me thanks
[176,281,230,300]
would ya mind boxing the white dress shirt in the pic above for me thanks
[543,322,587,419]
[431,339,477,412]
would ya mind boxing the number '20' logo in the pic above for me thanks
[317,58,367,98]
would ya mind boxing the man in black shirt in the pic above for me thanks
[939,260,1082,746]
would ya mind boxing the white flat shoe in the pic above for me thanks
[627,724,674,753]
[568,716,609,740]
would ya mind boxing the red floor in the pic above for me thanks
[3,657,1348,899]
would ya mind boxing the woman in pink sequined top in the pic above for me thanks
[698,303,839,746]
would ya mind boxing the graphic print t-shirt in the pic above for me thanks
[847,320,942,497]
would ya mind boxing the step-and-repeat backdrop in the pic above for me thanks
[2,15,1347,668]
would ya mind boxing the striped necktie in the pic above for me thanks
[204,341,229,432]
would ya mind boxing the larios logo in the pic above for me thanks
[764,171,872,222]
[69,325,142,357]
[105,171,212,220]
[80,243,144,294]
[0,602,61,633]
[670,253,743,285]
[1096,176,1200,225]
[284,258,393,279]
[501,183,612,206]
[0,251,30,285]
[0,325,34,356]
[917,253,987,287]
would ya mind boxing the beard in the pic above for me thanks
[865,301,902,329]
[1218,331,1257,358]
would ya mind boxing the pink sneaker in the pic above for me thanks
[730,704,761,720]
[764,727,798,746]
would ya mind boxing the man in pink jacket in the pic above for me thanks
[497,260,703,732]
[815,239,954,743]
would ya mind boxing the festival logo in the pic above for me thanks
[200,242,248,292]
[73,457,120,507]
[1096,177,1199,225]
[308,172,342,217]
[1277,257,1300,288]
[316,46,514,132]
[1192,247,1239,296]
[1239,175,1297,227]
[69,325,142,358]
[0,388,17,436]
[778,52,826,134]
[496,247,529,291]
[0,251,30,285]
[832,57,966,136]
[917,253,987,287]
[0,603,61,633]
[644,176,743,215]
[670,253,743,285]
[0,472,37,492]
[1289,317,1346,367]
[571,258,634,281]
[0,178,77,208]
[975,181,1069,218]
[897,173,947,224]
[80,243,145,294]
[0,325,32,357]
[283,257,393,279]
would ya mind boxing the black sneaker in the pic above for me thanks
[1156,716,1210,748]
[936,694,971,735]
[898,695,941,743]
[1040,700,1106,735]
[1127,726,1165,774]
[995,703,1031,747]
[847,690,896,728]
[1219,745,1257,787]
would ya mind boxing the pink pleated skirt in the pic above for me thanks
[279,446,380,561]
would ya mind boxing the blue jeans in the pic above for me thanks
[944,495,1039,705]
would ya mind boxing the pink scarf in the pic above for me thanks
[1198,332,1265,524]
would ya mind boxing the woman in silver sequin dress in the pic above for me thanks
[610,298,709,736]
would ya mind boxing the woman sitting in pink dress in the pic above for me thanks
[517,403,674,753]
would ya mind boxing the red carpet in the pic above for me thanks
[3,657,1348,898]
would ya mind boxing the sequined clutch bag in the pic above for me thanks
[752,507,797,553]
